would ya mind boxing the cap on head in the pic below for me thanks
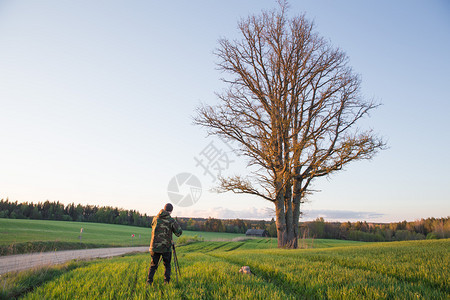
[164,203,173,212]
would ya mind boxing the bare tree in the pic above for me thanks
[195,3,385,248]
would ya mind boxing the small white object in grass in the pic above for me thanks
[239,266,251,274]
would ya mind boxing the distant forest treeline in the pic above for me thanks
[0,198,154,227]
[1,199,448,242]
[301,217,449,242]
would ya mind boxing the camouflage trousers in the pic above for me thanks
[147,251,172,283]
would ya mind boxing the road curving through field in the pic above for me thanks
[0,246,148,275]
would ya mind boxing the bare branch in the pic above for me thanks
[213,175,274,203]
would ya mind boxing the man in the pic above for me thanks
[147,203,182,285]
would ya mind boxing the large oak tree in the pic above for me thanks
[195,4,385,248]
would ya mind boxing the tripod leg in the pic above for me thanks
[175,255,181,278]
[173,252,178,283]
[172,243,181,282]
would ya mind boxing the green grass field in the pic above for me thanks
[1,239,448,299]
[0,219,248,255]
[0,219,363,255]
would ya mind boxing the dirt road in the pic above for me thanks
[0,246,149,275]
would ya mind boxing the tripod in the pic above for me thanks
[172,242,181,283]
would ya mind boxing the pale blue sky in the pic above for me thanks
[0,1,449,222]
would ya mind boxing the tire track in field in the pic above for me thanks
[200,242,232,252]
[224,242,245,252]
[128,262,140,297]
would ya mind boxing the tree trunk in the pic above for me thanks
[274,180,287,247]
[292,176,302,249]
[274,174,303,249]
[275,190,298,249]
[284,181,296,248]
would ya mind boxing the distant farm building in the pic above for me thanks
[245,229,268,237]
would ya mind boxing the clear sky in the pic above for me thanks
[0,0,449,223]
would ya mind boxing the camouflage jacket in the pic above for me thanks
[149,209,182,253]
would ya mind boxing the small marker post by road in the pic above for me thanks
[79,228,84,245]
[131,234,135,246]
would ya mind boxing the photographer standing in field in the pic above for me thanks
[147,203,182,285]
